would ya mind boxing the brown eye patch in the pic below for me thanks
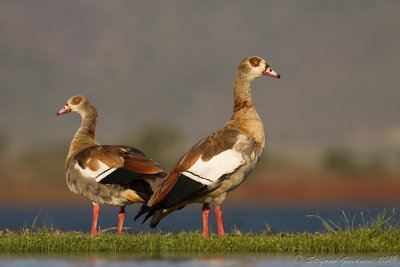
[249,57,261,67]
[71,96,82,105]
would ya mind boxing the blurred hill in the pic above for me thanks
[0,136,399,205]
[0,1,399,153]
[0,1,399,205]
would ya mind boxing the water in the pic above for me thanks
[0,204,397,234]
[1,205,399,266]
[0,254,399,267]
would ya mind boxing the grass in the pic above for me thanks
[0,210,399,254]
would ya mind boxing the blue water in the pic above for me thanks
[0,204,398,234]
[0,254,399,267]
[1,205,399,266]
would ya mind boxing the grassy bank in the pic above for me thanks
[0,230,399,254]
[1,211,399,253]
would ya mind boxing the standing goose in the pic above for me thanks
[57,95,166,236]
[135,56,280,236]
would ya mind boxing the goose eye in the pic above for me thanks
[249,57,261,67]
[72,97,81,104]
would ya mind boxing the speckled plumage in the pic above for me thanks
[58,95,166,235]
[135,57,280,235]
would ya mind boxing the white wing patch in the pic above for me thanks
[74,161,118,182]
[182,149,245,185]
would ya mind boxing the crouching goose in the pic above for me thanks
[135,56,280,236]
[57,95,166,236]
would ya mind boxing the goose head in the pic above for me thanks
[57,95,94,116]
[237,56,280,79]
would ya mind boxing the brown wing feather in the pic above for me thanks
[147,128,240,207]
[201,128,238,161]
[123,155,165,174]
[147,171,181,206]
[75,146,123,170]
[75,145,164,175]
[97,149,124,168]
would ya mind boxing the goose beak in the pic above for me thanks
[57,104,71,116]
[263,66,280,79]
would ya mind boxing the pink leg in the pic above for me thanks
[90,203,100,237]
[202,204,211,237]
[117,207,125,236]
[215,205,225,236]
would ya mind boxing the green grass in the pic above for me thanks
[1,210,400,254]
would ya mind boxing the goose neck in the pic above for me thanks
[67,108,99,161]
[233,73,254,113]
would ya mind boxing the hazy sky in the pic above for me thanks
[1,1,399,153]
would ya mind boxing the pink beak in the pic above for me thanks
[263,66,280,79]
[57,104,71,116]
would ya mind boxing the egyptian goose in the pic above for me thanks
[57,95,166,236]
[135,56,280,236]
